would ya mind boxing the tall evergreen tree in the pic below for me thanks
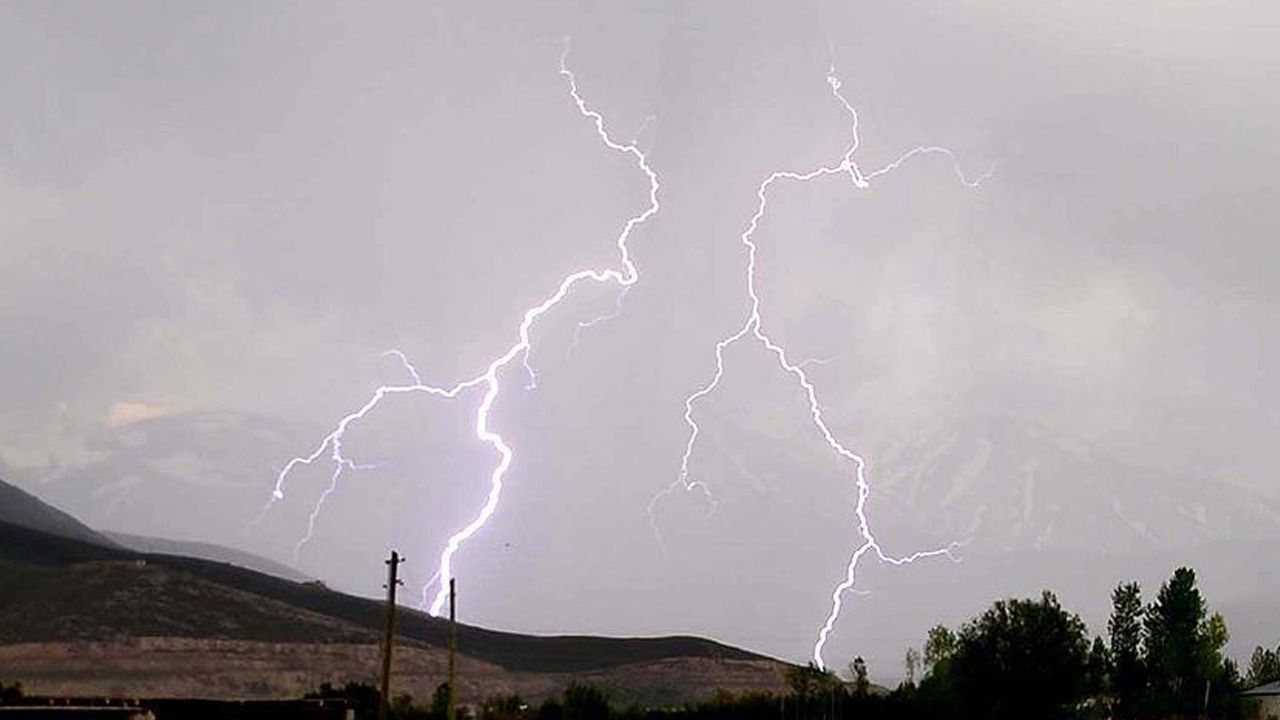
[1144,567,1223,718]
[1109,581,1146,719]
[1087,636,1112,698]
[903,647,921,688]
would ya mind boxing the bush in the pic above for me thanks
[0,681,23,705]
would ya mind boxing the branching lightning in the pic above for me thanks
[264,40,987,668]
[652,64,985,668]
[262,39,659,617]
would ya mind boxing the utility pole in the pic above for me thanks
[378,551,404,720]
[447,578,457,720]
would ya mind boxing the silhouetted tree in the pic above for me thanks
[948,591,1090,720]
[1247,645,1280,687]
[425,683,451,720]
[0,681,23,705]
[562,683,610,720]
[914,626,961,720]
[1109,581,1146,719]
[1144,567,1226,718]
[1207,657,1243,720]
[1087,636,1112,697]
[922,625,957,677]
[1200,611,1238,719]
[848,656,870,697]
[393,693,430,720]
[902,648,920,688]
[784,663,842,720]
[537,696,565,720]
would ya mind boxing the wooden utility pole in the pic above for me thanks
[447,578,457,720]
[378,551,404,720]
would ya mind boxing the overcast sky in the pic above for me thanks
[2,1,1277,671]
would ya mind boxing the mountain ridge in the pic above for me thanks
[0,517,775,672]
[0,475,119,548]
[104,530,312,583]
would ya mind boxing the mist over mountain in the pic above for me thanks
[870,415,1280,553]
[7,411,303,549]
[665,409,1280,671]
[7,409,1276,678]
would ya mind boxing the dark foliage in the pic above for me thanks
[306,681,381,720]
[947,591,1091,720]
[1109,580,1146,719]
[563,684,611,720]
[1247,644,1280,687]
[0,680,23,705]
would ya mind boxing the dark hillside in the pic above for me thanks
[0,519,126,565]
[126,552,768,672]
[0,520,772,673]
[0,478,117,548]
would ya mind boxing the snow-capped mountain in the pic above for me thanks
[869,414,1280,554]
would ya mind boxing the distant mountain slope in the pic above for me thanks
[868,415,1280,553]
[0,519,776,675]
[690,412,1280,669]
[0,476,118,548]
[0,544,372,645]
[0,518,789,702]
[7,411,307,549]
[104,531,312,583]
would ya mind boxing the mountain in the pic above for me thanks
[8,411,300,547]
[869,415,1280,553]
[694,412,1280,672]
[0,474,119,548]
[104,531,312,583]
[845,415,1280,668]
[0,520,370,645]
[0,516,790,703]
[0,468,310,583]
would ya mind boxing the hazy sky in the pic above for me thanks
[2,1,1278,671]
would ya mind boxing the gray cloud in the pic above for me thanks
[2,0,1277,672]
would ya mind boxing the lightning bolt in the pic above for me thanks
[566,115,653,359]
[292,455,381,565]
[654,63,986,668]
[262,38,660,617]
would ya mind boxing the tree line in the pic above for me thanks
[341,566,1273,720]
[906,566,1238,719]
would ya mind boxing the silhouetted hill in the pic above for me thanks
[0,518,789,702]
[0,519,770,673]
[0,519,125,566]
[0,476,118,548]
[0,523,373,645]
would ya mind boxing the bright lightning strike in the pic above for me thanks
[261,38,660,618]
[653,62,985,668]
